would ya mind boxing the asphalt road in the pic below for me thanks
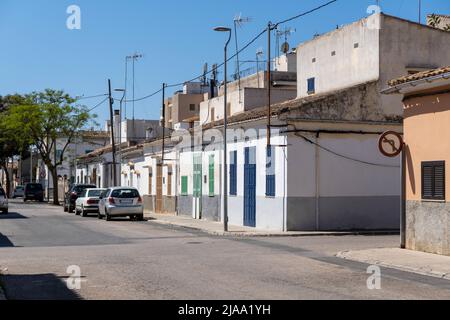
[1,200,449,300]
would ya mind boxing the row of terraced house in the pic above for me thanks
[75,14,450,237]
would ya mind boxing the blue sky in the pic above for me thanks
[1,0,449,126]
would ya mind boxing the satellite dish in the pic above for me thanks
[281,42,290,54]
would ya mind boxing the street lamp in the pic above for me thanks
[115,88,126,186]
[214,26,232,232]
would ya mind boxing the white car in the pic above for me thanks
[0,187,8,214]
[98,187,144,221]
[75,188,106,217]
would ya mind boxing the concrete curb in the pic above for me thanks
[336,251,450,281]
[148,219,399,238]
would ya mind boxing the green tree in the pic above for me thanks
[0,95,30,196]
[3,89,95,205]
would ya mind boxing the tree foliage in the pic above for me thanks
[2,89,95,204]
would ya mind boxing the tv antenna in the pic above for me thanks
[275,27,296,56]
[201,63,208,86]
[233,13,252,103]
[256,48,264,88]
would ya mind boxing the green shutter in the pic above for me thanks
[181,176,188,196]
[193,153,202,198]
[209,155,215,196]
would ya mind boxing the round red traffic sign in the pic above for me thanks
[378,131,404,158]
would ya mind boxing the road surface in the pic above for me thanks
[1,200,449,300]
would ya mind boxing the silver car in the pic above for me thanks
[0,187,8,214]
[98,187,144,221]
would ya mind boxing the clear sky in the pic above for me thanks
[1,0,449,126]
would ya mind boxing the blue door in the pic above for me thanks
[244,147,256,227]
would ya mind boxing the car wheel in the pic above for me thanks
[137,214,144,221]
[63,203,68,212]
[75,207,80,216]
[81,206,87,217]
[23,198,27,203]
[105,209,111,221]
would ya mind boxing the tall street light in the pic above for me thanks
[115,88,126,186]
[214,26,232,232]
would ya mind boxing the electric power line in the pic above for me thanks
[76,93,108,101]
[120,0,338,102]
[87,97,109,112]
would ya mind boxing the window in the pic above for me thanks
[167,166,173,197]
[422,161,445,201]
[354,43,359,49]
[312,58,316,63]
[209,155,215,197]
[181,176,188,196]
[266,146,276,197]
[230,151,237,196]
[148,170,153,195]
[331,51,336,56]
[307,78,315,95]
[189,104,196,111]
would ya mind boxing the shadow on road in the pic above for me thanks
[0,233,14,247]
[0,213,28,220]
[1,273,83,300]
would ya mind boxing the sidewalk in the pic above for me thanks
[337,248,450,280]
[145,213,399,237]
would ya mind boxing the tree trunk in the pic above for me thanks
[49,166,60,205]
[1,161,11,197]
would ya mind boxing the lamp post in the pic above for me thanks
[214,26,232,232]
[115,88,126,186]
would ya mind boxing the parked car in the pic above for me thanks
[75,188,106,217]
[24,183,44,202]
[98,187,144,221]
[64,184,97,213]
[12,185,25,198]
[0,187,8,214]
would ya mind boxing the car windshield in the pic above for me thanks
[111,189,140,199]
[16,186,24,190]
[74,185,95,193]
[88,190,104,197]
[27,184,43,191]
[0,188,5,196]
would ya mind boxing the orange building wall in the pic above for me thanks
[404,87,450,202]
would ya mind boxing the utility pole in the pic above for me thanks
[161,83,166,167]
[108,79,117,187]
[267,22,273,147]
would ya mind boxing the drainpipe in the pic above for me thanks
[315,132,321,231]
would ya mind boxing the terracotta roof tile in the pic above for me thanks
[388,66,450,86]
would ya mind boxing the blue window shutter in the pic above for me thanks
[230,151,237,196]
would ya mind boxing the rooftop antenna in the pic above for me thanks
[201,63,208,86]
[275,27,296,57]
[233,13,252,103]
[256,48,264,88]
[126,52,143,140]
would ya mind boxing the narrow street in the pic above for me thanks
[1,200,449,300]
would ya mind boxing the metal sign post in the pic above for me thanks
[378,131,406,249]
